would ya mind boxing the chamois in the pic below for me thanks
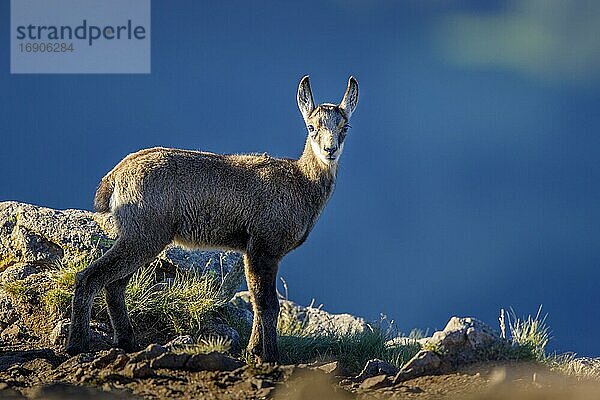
[66,76,359,362]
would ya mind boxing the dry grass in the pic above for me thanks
[547,353,600,381]
[500,307,600,381]
[43,252,101,315]
[41,250,226,344]
[174,336,233,355]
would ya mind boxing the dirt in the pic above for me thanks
[1,341,599,400]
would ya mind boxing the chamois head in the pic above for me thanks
[297,76,359,165]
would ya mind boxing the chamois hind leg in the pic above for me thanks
[105,273,136,352]
[66,235,167,355]
[244,249,280,363]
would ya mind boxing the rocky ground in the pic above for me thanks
[1,344,599,400]
[1,202,599,399]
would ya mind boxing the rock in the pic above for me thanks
[359,374,392,390]
[150,352,190,369]
[0,355,25,372]
[353,359,398,382]
[277,364,298,379]
[251,377,274,390]
[398,385,423,393]
[316,361,342,375]
[389,316,506,383]
[50,319,112,350]
[255,387,275,398]
[294,305,368,336]
[96,369,128,383]
[0,349,60,372]
[110,354,130,370]
[48,320,67,345]
[1,324,24,341]
[0,202,109,269]
[393,350,441,383]
[128,344,167,363]
[0,291,19,330]
[385,336,430,348]
[90,348,123,369]
[7,364,32,377]
[422,316,503,366]
[159,247,245,303]
[0,263,39,283]
[20,358,55,373]
[8,226,64,266]
[123,362,155,379]
[185,352,243,372]
[0,202,250,353]
[163,335,194,350]
[0,202,245,302]
[221,303,253,332]
[232,291,369,337]
[230,291,253,312]
[24,382,127,399]
[275,369,355,400]
[0,387,26,399]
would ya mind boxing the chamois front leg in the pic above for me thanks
[244,251,280,363]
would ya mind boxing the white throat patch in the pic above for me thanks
[310,138,330,165]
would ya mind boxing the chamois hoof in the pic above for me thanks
[248,346,279,364]
[255,355,279,365]
[65,343,88,356]
[115,338,139,353]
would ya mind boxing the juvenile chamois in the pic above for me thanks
[67,76,359,362]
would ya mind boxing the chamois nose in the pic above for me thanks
[324,146,338,155]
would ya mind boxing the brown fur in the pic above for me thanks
[67,76,359,362]
[93,178,113,213]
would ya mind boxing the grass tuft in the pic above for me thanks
[1,280,26,297]
[41,251,225,345]
[276,302,421,374]
[42,288,73,315]
[496,307,600,381]
[43,252,100,315]
[174,336,232,355]
[499,306,550,361]
[0,252,17,271]
[547,353,600,381]
[278,327,420,374]
[125,263,224,343]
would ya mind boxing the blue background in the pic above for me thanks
[1,1,599,355]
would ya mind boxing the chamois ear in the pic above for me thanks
[339,76,359,118]
[297,75,315,122]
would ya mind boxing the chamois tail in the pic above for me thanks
[93,176,114,213]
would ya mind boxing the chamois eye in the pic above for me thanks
[307,125,315,133]
[341,123,351,134]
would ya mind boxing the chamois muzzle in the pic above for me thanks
[324,146,338,158]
